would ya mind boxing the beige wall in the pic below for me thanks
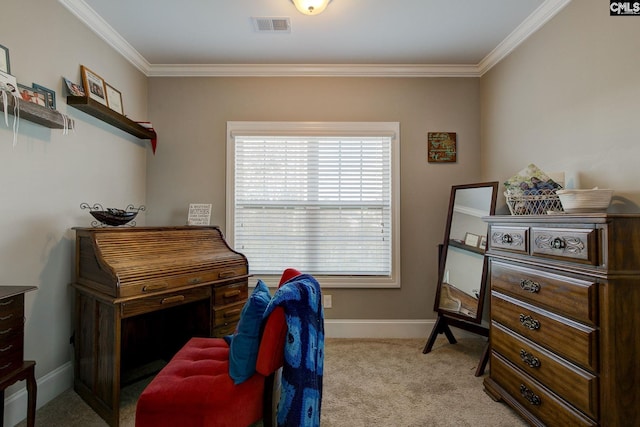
[147,77,482,319]
[1,0,149,409]
[480,0,640,212]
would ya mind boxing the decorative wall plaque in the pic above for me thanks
[427,132,457,163]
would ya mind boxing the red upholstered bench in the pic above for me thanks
[135,269,300,427]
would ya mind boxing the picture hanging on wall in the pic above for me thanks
[427,132,457,163]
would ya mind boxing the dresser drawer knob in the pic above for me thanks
[520,384,541,406]
[551,237,566,249]
[520,279,541,293]
[519,349,541,368]
[143,284,168,292]
[519,314,541,330]
[224,309,241,318]
[501,234,513,244]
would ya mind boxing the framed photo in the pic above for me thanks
[105,83,124,115]
[464,232,480,248]
[479,235,487,250]
[17,84,47,107]
[63,77,85,97]
[427,132,457,163]
[32,83,56,109]
[0,44,10,74]
[80,65,107,106]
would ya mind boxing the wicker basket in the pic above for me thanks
[505,189,563,215]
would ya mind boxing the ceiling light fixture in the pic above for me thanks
[290,0,332,16]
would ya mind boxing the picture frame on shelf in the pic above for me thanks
[17,84,47,107]
[479,235,487,250]
[32,83,56,109]
[0,44,10,74]
[105,83,123,115]
[63,77,85,96]
[464,232,480,248]
[80,65,107,106]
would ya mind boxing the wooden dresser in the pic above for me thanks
[0,286,37,427]
[72,226,248,427]
[483,214,640,426]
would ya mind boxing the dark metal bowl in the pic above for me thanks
[89,209,138,226]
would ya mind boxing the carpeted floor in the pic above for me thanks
[16,335,526,426]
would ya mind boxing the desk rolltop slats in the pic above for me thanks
[75,226,248,298]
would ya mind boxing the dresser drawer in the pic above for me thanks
[491,261,597,325]
[530,227,598,265]
[213,280,248,307]
[489,226,528,253]
[212,300,245,336]
[120,286,211,318]
[0,294,25,333]
[490,352,597,427]
[491,322,599,419]
[491,292,598,371]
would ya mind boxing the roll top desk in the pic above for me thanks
[483,214,640,426]
[72,226,249,427]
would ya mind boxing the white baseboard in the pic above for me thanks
[3,361,73,427]
[3,319,461,426]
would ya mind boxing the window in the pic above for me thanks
[227,121,400,288]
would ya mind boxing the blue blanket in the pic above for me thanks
[262,274,324,427]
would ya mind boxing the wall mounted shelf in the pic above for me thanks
[0,95,68,129]
[67,96,155,140]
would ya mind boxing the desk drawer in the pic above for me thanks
[121,287,211,318]
[490,352,597,427]
[491,322,598,419]
[491,292,598,371]
[491,261,597,325]
[213,281,248,307]
[213,301,245,336]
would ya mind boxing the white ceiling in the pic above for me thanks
[60,0,570,77]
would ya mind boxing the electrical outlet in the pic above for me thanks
[323,294,332,308]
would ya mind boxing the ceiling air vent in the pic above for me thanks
[252,17,291,33]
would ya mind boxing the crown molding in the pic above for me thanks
[478,0,572,76]
[58,0,151,75]
[146,63,481,78]
[60,0,570,78]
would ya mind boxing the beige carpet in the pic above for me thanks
[17,335,526,426]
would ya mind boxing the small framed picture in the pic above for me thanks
[80,65,107,106]
[17,84,47,107]
[32,83,56,109]
[479,235,487,250]
[0,44,10,74]
[105,83,124,115]
[63,77,85,96]
[464,232,480,247]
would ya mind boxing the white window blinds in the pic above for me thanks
[231,132,394,277]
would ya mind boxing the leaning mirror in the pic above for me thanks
[434,182,498,323]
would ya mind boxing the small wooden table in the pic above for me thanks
[0,286,37,427]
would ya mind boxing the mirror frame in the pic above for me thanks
[433,181,498,324]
